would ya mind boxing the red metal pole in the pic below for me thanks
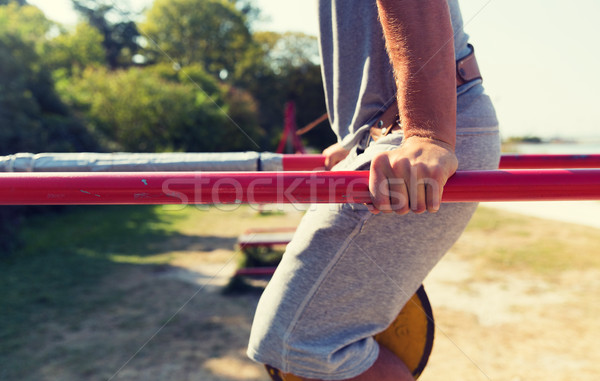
[0,169,599,205]
[282,154,327,171]
[281,154,600,171]
[499,154,600,169]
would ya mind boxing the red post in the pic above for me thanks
[275,101,306,154]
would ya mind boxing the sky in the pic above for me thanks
[27,0,600,140]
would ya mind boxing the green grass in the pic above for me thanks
[0,206,183,353]
[454,206,600,277]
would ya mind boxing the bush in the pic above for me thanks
[59,66,263,152]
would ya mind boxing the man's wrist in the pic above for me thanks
[402,133,456,152]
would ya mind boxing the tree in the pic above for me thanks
[0,2,51,48]
[141,0,252,78]
[72,0,140,69]
[140,1,330,150]
[45,22,106,76]
[0,4,99,155]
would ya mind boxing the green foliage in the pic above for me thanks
[45,22,106,75]
[139,2,329,151]
[72,0,140,69]
[59,67,263,152]
[0,3,49,37]
[141,0,252,77]
[222,86,262,150]
[146,62,222,99]
[0,4,100,155]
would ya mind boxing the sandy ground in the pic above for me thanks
[421,255,600,380]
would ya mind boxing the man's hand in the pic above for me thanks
[368,136,458,215]
[369,0,457,215]
[323,142,350,170]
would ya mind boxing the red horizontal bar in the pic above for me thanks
[282,154,600,171]
[0,169,598,205]
[499,154,600,169]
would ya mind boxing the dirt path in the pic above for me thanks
[421,254,600,380]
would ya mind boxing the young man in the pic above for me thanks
[248,0,500,379]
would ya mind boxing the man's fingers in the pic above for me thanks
[323,143,350,170]
[324,156,336,170]
[369,144,456,215]
[388,177,410,215]
[324,152,340,170]
[424,177,442,213]
[371,175,393,213]
[406,165,425,214]
[410,180,426,214]
[369,154,393,213]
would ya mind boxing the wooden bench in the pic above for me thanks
[235,227,296,277]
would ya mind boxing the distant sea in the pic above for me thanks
[507,141,600,154]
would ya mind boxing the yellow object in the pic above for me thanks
[374,285,434,379]
[265,285,434,380]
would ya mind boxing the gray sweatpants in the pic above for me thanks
[248,86,501,380]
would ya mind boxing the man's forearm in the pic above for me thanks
[376,0,456,148]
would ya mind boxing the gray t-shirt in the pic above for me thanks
[318,0,477,149]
